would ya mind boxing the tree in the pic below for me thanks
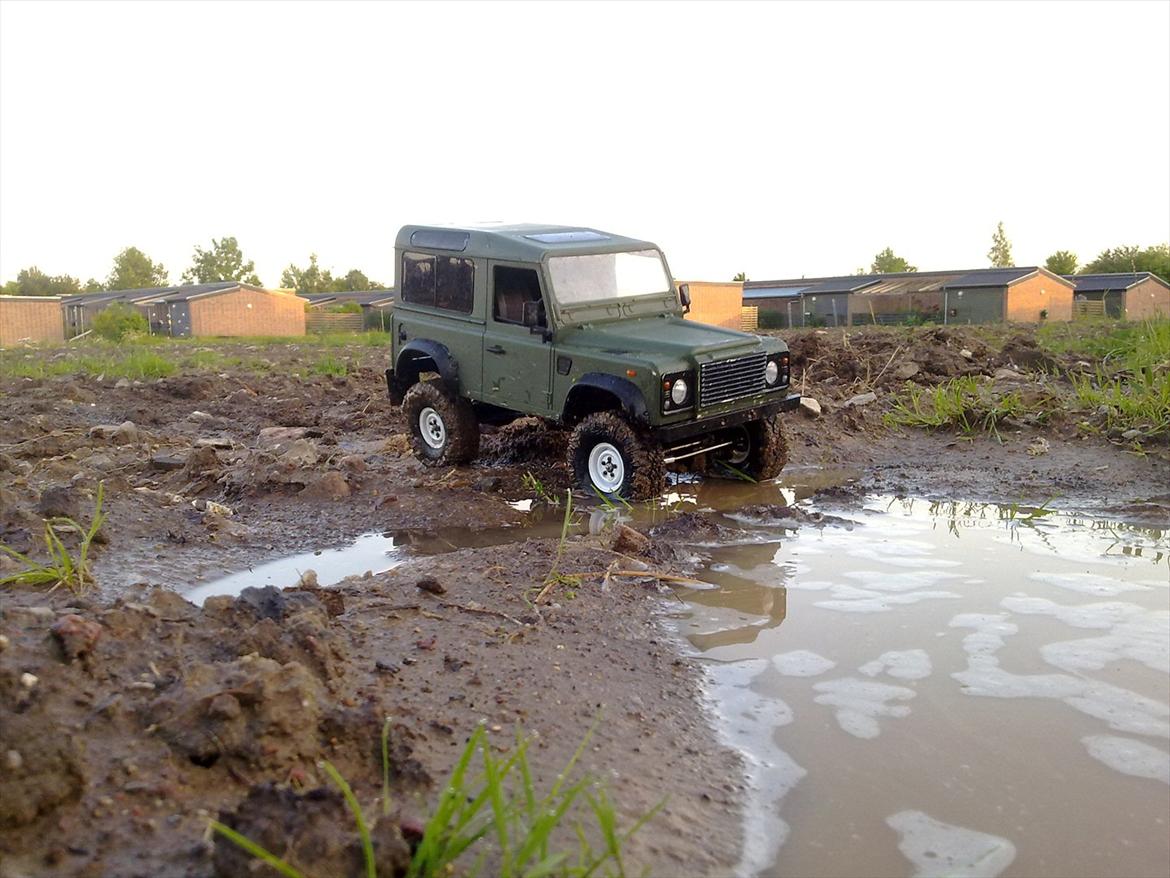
[1081,244,1170,284]
[870,247,917,274]
[331,268,385,292]
[1044,250,1078,275]
[280,253,334,294]
[83,278,105,292]
[181,236,261,285]
[107,246,168,291]
[733,272,748,282]
[4,266,81,296]
[987,222,1013,268]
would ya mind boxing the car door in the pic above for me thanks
[481,262,554,415]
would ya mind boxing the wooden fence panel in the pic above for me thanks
[306,312,364,333]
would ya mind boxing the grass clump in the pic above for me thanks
[0,483,105,593]
[212,721,658,878]
[311,355,349,377]
[886,376,1032,440]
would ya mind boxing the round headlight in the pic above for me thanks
[671,378,689,405]
[765,360,780,385]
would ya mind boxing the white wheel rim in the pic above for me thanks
[419,407,446,450]
[588,442,625,494]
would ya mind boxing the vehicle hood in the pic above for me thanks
[558,316,762,361]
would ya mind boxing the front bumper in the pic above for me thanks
[653,392,801,444]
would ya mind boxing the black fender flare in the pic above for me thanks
[395,339,459,389]
[564,373,650,424]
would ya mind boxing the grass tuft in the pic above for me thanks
[885,376,1032,441]
[0,482,106,593]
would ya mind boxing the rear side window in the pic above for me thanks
[401,251,474,314]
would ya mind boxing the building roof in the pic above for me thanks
[1064,272,1167,293]
[744,266,1072,298]
[303,290,397,306]
[395,224,658,262]
[61,282,301,306]
[0,294,63,302]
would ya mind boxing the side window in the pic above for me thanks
[402,252,474,314]
[402,252,435,307]
[493,266,546,327]
[436,256,474,313]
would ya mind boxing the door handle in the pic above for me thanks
[486,345,506,355]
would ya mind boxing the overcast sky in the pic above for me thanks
[1,0,1167,288]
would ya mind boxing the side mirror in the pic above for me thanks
[678,283,691,314]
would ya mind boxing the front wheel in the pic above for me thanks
[707,416,789,481]
[567,412,665,501]
[402,381,480,467]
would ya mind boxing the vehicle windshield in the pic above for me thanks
[547,249,671,305]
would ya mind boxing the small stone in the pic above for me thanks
[296,570,319,588]
[112,421,139,445]
[799,397,822,418]
[416,577,446,595]
[993,368,1025,382]
[300,471,350,500]
[19,672,37,689]
[188,411,213,421]
[473,476,502,492]
[1121,429,1143,440]
[114,378,131,389]
[1026,437,1050,456]
[37,485,82,520]
[611,524,651,556]
[194,437,233,450]
[892,363,920,380]
[206,693,242,721]
[339,454,366,473]
[182,445,221,476]
[257,426,309,449]
[279,438,320,468]
[960,349,974,360]
[5,749,23,770]
[0,634,9,652]
[51,614,103,661]
[149,453,186,472]
[843,391,878,408]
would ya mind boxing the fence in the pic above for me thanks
[306,312,363,333]
[740,306,759,332]
[1073,300,1106,319]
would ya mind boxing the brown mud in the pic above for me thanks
[1,326,1167,876]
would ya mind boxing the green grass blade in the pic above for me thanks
[320,761,376,878]
[209,820,304,878]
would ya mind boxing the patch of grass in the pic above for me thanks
[311,355,349,377]
[1,482,105,593]
[1070,369,1170,439]
[522,471,560,506]
[885,376,1031,440]
[211,722,658,878]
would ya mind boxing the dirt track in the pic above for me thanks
[1,326,1167,877]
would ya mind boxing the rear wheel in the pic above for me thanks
[568,412,665,501]
[402,381,480,467]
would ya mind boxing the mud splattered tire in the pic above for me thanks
[704,416,789,482]
[402,381,479,467]
[568,412,665,501]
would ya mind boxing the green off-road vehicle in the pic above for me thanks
[385,224,799,499]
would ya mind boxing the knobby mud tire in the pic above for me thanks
[402,381,480,467]
[744,415,788,481]
[567,411,666,501]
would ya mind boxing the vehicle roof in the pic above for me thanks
[395,224,659,262]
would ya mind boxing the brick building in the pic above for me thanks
[0,295,65,346]
[1064,273,1170,320]
[677,281,745,330]
[62,283,307,338]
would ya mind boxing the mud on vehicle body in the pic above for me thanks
[386,224,800,499]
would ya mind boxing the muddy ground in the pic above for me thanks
[1,326,1167,877]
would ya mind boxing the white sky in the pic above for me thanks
[1,0,1168,287]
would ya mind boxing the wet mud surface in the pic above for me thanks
[1,327,1168,876]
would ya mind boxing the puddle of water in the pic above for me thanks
[667,495,1169,878]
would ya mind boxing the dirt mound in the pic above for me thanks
[480,417,568,464]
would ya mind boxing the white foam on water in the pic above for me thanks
[1028,571,1153,597]
[1000,595,1144,629]
[843,542,964,569]
[1082,735,1170,784]
[706,659,806,878]
[843,569,967,593]
[860,649,933,680]
[815,589,961,614]
[950,613,1170,738]
[812,677,916,739]
[886,809,1017,878]
[772,650,836,677]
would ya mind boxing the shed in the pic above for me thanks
[303,290,397,331]
[677,281,744,330]
[62,283,307,338]
[0,295,64,346]
[1063,273,1170,320]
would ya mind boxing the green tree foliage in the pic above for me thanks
[83,278,106,292]
[107,246,168,291]
[181,236,261,285]
[4,267,82,296]
[333,268,384,291]
[870,247,917,274]
[281,253,334,294]
[1044,250,1078,275]
[92,303,149,341]
[987,222,1013,268]
[733,272,748,282]
[1081,244,1170,283]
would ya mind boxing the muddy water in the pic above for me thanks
[666,487,1169,878]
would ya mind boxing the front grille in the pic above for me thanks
[699,353,766,407]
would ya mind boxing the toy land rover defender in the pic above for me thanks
[385,224,800,499]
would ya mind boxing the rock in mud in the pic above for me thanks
[234,586,322,621]
[301,471,350,500]
[993,367,1026,383]
[996,335,1058,372]
[258,426,309,450]
[416,576,446,595]
[146,656,325,771]
[279,438,320,468]
[799,397,823,418]
[892,362,920,380]
[612,524,652,556]
[50,614,103,662]
[843,391,878,408]
[36,485,82,520]
[182,445,221,477]
[212,784,410,878]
